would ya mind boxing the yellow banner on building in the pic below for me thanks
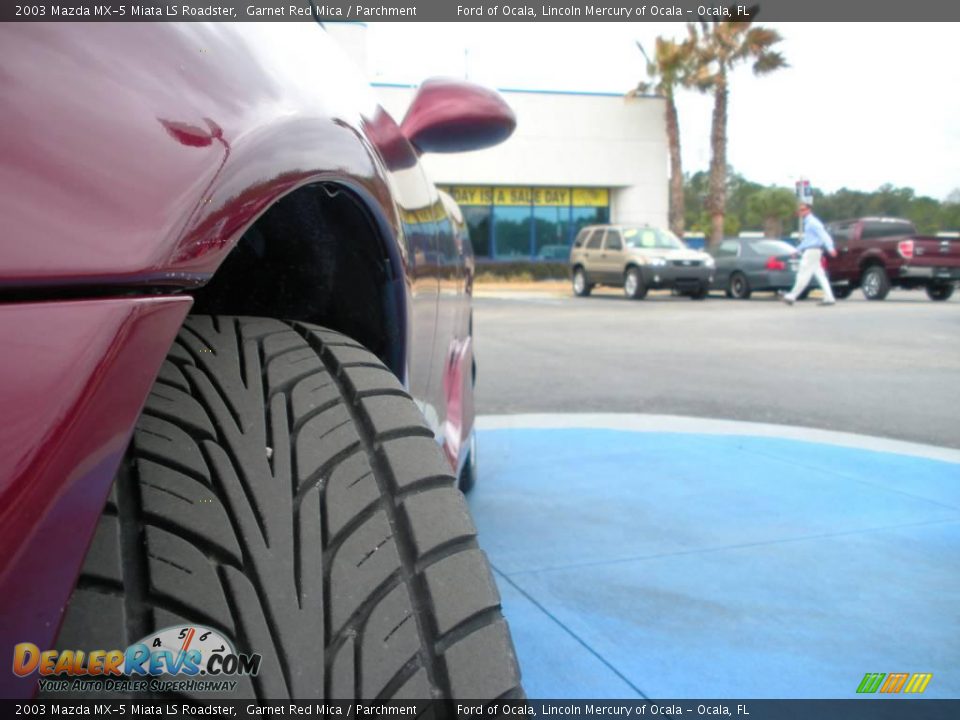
[446,185,609,208]
[447,186,493,206]
[532,188,571,206]
[572,188,609,207]
[493,187,533,206]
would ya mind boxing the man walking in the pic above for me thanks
[783,202,838,306]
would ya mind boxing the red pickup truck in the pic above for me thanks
[825,218,960,300]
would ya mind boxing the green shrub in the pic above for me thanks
[474,261,568,282]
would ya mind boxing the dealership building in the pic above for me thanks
[331,25,669,261]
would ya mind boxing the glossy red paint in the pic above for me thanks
[1,25,513,692]
[441,335,476,472]
[0,23,394,289]
[0,296,191,699]
[0,21,484,454]
[400,78,518,155]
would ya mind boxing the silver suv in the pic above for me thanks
[570,224,715,299]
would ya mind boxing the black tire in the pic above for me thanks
[797,287,812,301]
[861,265,891,300]
[832,285,853,300]
[53,316,521,701]
[572,267,592,297]
[623,266,648,300]
[728,272,751,300]
[458,432,477,494]
[926,284,955,301]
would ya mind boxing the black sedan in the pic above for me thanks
[709,237,800,299]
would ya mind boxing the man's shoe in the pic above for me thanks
[782,295,795,306]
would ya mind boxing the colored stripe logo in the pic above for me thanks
[904,673,934,694]
[857,672,933,694]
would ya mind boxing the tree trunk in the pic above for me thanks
[763,217,781,238]
[665,96,685,237]
[708,72,728,248]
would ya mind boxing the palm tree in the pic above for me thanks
[693,9,787,247]
[747,186,797,238]
[630,32,698,237]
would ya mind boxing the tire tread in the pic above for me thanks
[53,316,521,701]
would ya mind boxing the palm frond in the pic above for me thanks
[628,81,655,97]
[752,50,788,75]
[635,40,653,67]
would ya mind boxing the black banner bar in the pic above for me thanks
[3,0,960,22]
[3,700,960,719]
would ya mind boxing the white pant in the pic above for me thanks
[786,248,835,302]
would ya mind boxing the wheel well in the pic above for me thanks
[860,258,886,273]
[189,181,406,378]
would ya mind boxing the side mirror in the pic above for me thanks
[400,78,516,155]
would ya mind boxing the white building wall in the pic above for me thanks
[374,85,669,228]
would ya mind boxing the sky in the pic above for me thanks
[360,22,959,201]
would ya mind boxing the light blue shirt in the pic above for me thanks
[795,213,835,254]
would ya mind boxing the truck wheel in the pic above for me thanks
[572,267,592,297]
[832,285,853,300]
[52,316,522,700]
[624,267,648,299]
[728,272,751,300]
[861,266,891,300]
[926,284,955,301]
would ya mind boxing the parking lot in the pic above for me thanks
[467,285,960,698]
[473,287,960,448]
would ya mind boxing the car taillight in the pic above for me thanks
[898,239,914,259]
[765,257,786,271]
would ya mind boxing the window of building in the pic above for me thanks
[444,186,609,260]
[462,206,492,258]
[492,206,532,258]
[570,207,610,243]
[533,205,571,259]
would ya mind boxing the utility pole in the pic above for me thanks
[795,178,812,242]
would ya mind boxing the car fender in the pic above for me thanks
[0,24,478,693]
[0,23,405,291]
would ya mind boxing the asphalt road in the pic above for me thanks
[473,287,960,449]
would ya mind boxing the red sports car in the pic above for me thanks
[0,22,521,701]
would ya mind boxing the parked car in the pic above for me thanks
[570,224,715,299]
[825,218,960,300]
[709,238,800,299]
[0,24,523,700]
